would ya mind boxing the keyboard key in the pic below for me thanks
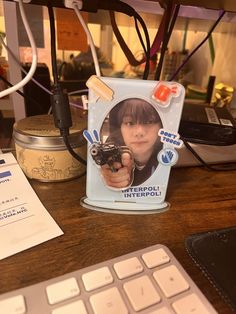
[149,307,173,314]
[142,248,170,268]
[0,295,26,314]
[46,277,80,305]
[82,266,113,291]
[52,300,88,314]
[172,293,212,314]
[153,265,189,298]
[0,244,217,314]
[123,275,161,311]
[90,287,128,314]
[113,256,143,279]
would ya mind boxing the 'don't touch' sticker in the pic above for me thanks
[158,129,183,148]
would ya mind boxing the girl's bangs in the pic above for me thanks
[118,99,161,124]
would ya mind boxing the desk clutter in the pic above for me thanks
[0,244,217,314]
[1,1,236,313]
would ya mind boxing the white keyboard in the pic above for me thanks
[0,244,217,314]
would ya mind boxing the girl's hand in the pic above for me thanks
[100,152,134,189]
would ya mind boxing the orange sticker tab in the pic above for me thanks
[152,82,180,107]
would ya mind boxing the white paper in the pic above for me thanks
[0,153,63,260]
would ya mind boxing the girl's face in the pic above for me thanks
[121,115,161,164]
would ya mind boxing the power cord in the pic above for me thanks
[168,10,233,172]
[110,5,165,73]
[133,14,150,79]
[71,1,101,77]
[0,34,52,96]
[170,10,225,81]
[182,138,236,171]
[109,9,150,79]
[1,34,89,115]
[0,0,37,99]
[48,4,86,165]
[155,3,180,80]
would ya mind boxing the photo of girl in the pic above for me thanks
[100,98,163,189]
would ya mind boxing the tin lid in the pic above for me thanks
[13,114,86,150]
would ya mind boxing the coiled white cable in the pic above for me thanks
[0,34,52,95]
[0,0,38,98]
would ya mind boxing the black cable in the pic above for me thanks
[182,138,236,171]
[47,5,86,166]
[174,11,231,172]
[134,18,146,54]
[155,2,173,80]
[155,4,180,80]
[110,0,151,79]
[61,131,86,165]
[108,0,150,79]
[134,15,150,79]
[48,5,59,86]
[170,10,225,81]
[125,2,151,79]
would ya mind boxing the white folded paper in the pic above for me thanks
[0,153,63,260]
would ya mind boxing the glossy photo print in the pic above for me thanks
[99,98,163,189]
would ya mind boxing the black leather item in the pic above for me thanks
[185,226,236,311]
[22,63,51,117]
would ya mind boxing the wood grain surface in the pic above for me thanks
[1,165,236,313]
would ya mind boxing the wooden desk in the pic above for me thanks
[1,166,236,313]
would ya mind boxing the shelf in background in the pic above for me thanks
[3,0,236,13]
[167,0,236,12]
[2,1,236,32]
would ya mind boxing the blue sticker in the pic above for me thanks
[83,129,101,145]
[93,129,100,142]
[0,159,5,164]
[158,148,178,166]
[0,170,11,178]
[83,130,94,144]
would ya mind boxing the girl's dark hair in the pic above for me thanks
[116,98,161,126]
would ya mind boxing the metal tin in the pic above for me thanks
[13,114,87,182]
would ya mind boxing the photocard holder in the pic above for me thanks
[81,76,185,214]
